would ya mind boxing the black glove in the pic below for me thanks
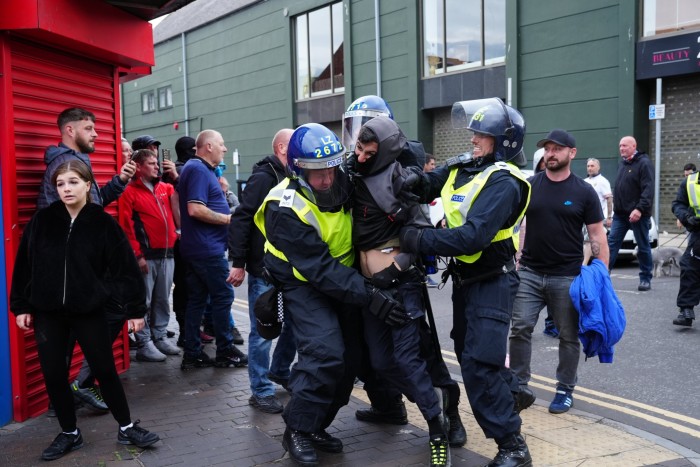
[371,263,401,288]
[367,286,411,327]
[397,166,424,204]
[399,226,423,254]
[685,214,700,232]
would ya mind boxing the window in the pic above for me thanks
[422,0,505,76]
[158,86,173,109]
[294,2,344,100]
[141,91,155,113]
[643,0,700,37]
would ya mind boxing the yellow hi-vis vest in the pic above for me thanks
[254,178,354,282]
[687,172,700,217]
[441,161,531,264]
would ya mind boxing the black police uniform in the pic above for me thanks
[413,155,528,440]
[260,194,367,434]
[672,175,700,320]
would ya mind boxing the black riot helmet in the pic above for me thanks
[451,98,526,167]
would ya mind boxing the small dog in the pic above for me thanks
[634,247,684,277]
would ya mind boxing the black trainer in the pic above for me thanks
[215,346,248,368]
[42,430,83,461]
[232,326,245,345]
[181,351,215,370]
[282,427,318,467]
[514,386,536,413]
[71,380,108,412]
[355,401,408,425]
[248,394,284,414]
[429,434,451,467]
[118,420,160,448]
[488,433,532,467]
[308,430,343,453]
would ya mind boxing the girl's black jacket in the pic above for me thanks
[10,201,147,318]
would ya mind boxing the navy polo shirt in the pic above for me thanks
[178,157,229,260]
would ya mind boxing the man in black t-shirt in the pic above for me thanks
[509,129,609,415]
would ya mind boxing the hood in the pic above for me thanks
[361,117,408,175]
[44,143,91,166]
[253,154,283,171]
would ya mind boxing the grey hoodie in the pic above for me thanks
[36,143,127,209]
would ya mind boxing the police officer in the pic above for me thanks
[672,169,700,327]
[254,123,409,467]
[400,98,533,467]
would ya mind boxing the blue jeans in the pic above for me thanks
[247,275,275,396]
[184,256,235,357]
[509,267,580,392]
[607,214,653,282]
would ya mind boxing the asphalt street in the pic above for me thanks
[421,259,700,456]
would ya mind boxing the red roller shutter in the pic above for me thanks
[3,36,129,422]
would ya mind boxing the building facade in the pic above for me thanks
[122,0,700,230]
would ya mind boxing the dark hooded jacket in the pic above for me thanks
[36,143,127,209]
[10,202,147,318]
[228,155,287,276]
[352,117,430,250]
[612,151,654,217]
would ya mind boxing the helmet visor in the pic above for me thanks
[451,97,510,131]
[342,109,388,153]
[298,165,352,209]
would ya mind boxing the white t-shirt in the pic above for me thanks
[584,174,612,218]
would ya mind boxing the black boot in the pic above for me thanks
[447,412,467,447]
[355,400,408,425]
[487,433,532,467]
[673,308,695,327]
[282,428,318,467]
[513,386,536,413]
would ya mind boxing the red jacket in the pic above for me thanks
[118,178,177,260]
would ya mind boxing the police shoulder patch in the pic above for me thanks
[280,189,296,208]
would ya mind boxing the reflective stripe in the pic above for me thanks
[254,178,354,281]
[441,161,530,264]
[687,172,700,217]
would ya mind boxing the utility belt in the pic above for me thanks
[447,257,515,287]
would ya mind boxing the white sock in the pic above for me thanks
[63,429,78,435]
[120,422,133,431]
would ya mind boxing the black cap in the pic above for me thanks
[132,135,161,150]
[254,288,283,340]
[175,136,196,162]
[536,129,576,149]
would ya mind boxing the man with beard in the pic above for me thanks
[509,129,608,417]
[38,107,136,209]
[36,107,137,416]
[118,149,181,362]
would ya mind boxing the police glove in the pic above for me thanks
[367,286,411,327]
[371,263,402,288]
[685,214,700,232]
[399,226,423,255]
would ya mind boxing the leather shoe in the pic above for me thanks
[448,413,467,447]
[308,430,343,453]
[514,387,536,413]
[355,401,408,425]
[638,280,651,291]
[282,428,318,466]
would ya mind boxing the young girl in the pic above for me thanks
[10,160,160,461]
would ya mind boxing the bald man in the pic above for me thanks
[178,129,249,370]
[607,136,655,291]
[226,128,296,414]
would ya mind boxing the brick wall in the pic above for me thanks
[431,108,471,163]
[650,75,700,231]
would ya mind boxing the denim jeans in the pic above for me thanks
[608,214,653,282]
[509,267,580,392]
[184,256,235,357]
[247,274,275,396]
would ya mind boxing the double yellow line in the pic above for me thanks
[441,348,700,439]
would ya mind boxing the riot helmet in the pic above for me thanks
[342,95,393,153]
[287,123,351,209]
[451,98,526,167]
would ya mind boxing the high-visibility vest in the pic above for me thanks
[254,178,354,281]
[441,161,530,263]
[687,172,700,217]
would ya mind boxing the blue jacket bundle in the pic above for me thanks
[569,259,626,363]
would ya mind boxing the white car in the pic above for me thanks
[614,216,659,260]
